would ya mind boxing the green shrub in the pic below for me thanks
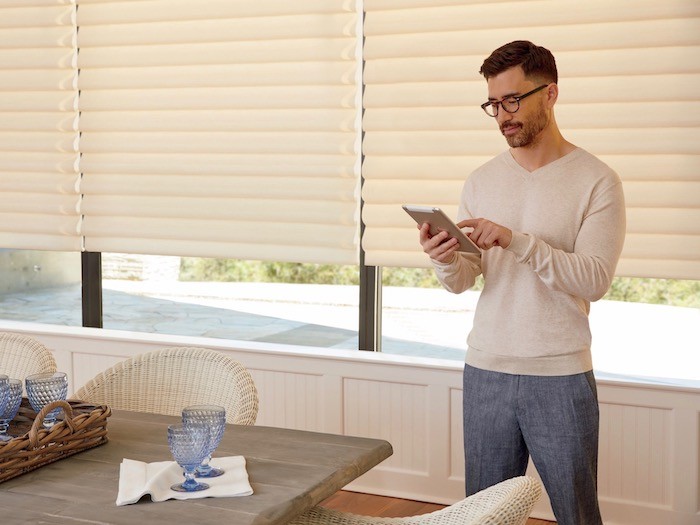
[604,277,699,308]
[180,259,359,285]
[180,258,697,308]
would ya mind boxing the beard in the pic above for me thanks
[501,105,549,148]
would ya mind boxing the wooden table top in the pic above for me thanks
[0,409,393,524]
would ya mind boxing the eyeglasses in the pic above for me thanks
[480,84,548,117]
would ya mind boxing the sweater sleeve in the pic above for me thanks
[430,179,482,294]
[430,252,482,294]
[505,179,626,302]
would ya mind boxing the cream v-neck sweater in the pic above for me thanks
[432,148,626,376]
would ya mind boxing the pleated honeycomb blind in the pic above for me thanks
[361,0,700,280]
[0,1,80,251]
[77,0,361,264]
[1,0,698,279]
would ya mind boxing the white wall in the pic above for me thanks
[2,321,698,525]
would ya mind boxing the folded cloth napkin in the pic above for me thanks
[116,456,253,506]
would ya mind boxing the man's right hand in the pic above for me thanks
[418,223,459,263]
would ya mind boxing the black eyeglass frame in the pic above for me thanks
[480,84,549,117]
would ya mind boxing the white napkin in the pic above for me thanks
[116,456,253,506]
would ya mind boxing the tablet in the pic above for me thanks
[402,204,480,254]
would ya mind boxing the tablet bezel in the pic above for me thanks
[402,204,480,254]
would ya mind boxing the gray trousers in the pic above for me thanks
[463,364,603,525]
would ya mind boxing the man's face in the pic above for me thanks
[486,67,550,148]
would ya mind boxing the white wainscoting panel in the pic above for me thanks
[593,384,700,525]
[72,353,128,394]
[249,369,325,432]
[449,385,464,480]
[599,402,672,506]
[344,378,428,473]
[1,321,698,525]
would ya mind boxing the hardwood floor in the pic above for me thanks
[320,490,554,524]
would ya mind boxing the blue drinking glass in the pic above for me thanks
[167,423,210,492]
[0,375,9,427]
[182,404,226,478]
[25,372,68,429]
[0,379,22,442]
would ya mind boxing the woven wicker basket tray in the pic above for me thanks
[0,398,110,483]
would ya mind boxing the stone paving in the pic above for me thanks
[0,281,471,360]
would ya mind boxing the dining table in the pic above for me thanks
[0,409,393,524]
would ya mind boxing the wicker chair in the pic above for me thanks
[0,332,57,379]
[73,346,258,425]
[289,476,541,525]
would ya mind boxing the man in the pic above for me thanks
[418,41,626,524]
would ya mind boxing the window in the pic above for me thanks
[0,250,81,326]
[591,278,699,387]
[100,254,361,348]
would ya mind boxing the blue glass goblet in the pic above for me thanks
[167,423,210,492]
[0,379,22,442]
[182,404,226,478]
[25,372,68,429]
[0,375,9,425]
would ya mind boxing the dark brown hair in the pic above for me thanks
[479,40,558,84]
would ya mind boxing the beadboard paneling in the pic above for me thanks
[250,368,325,431]
[449,385,464,479]
[344,378,428,473]
[599,402,672,506]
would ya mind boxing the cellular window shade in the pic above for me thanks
[77,0,360,264]
[0,2,80,251]
[361,0,700,280]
